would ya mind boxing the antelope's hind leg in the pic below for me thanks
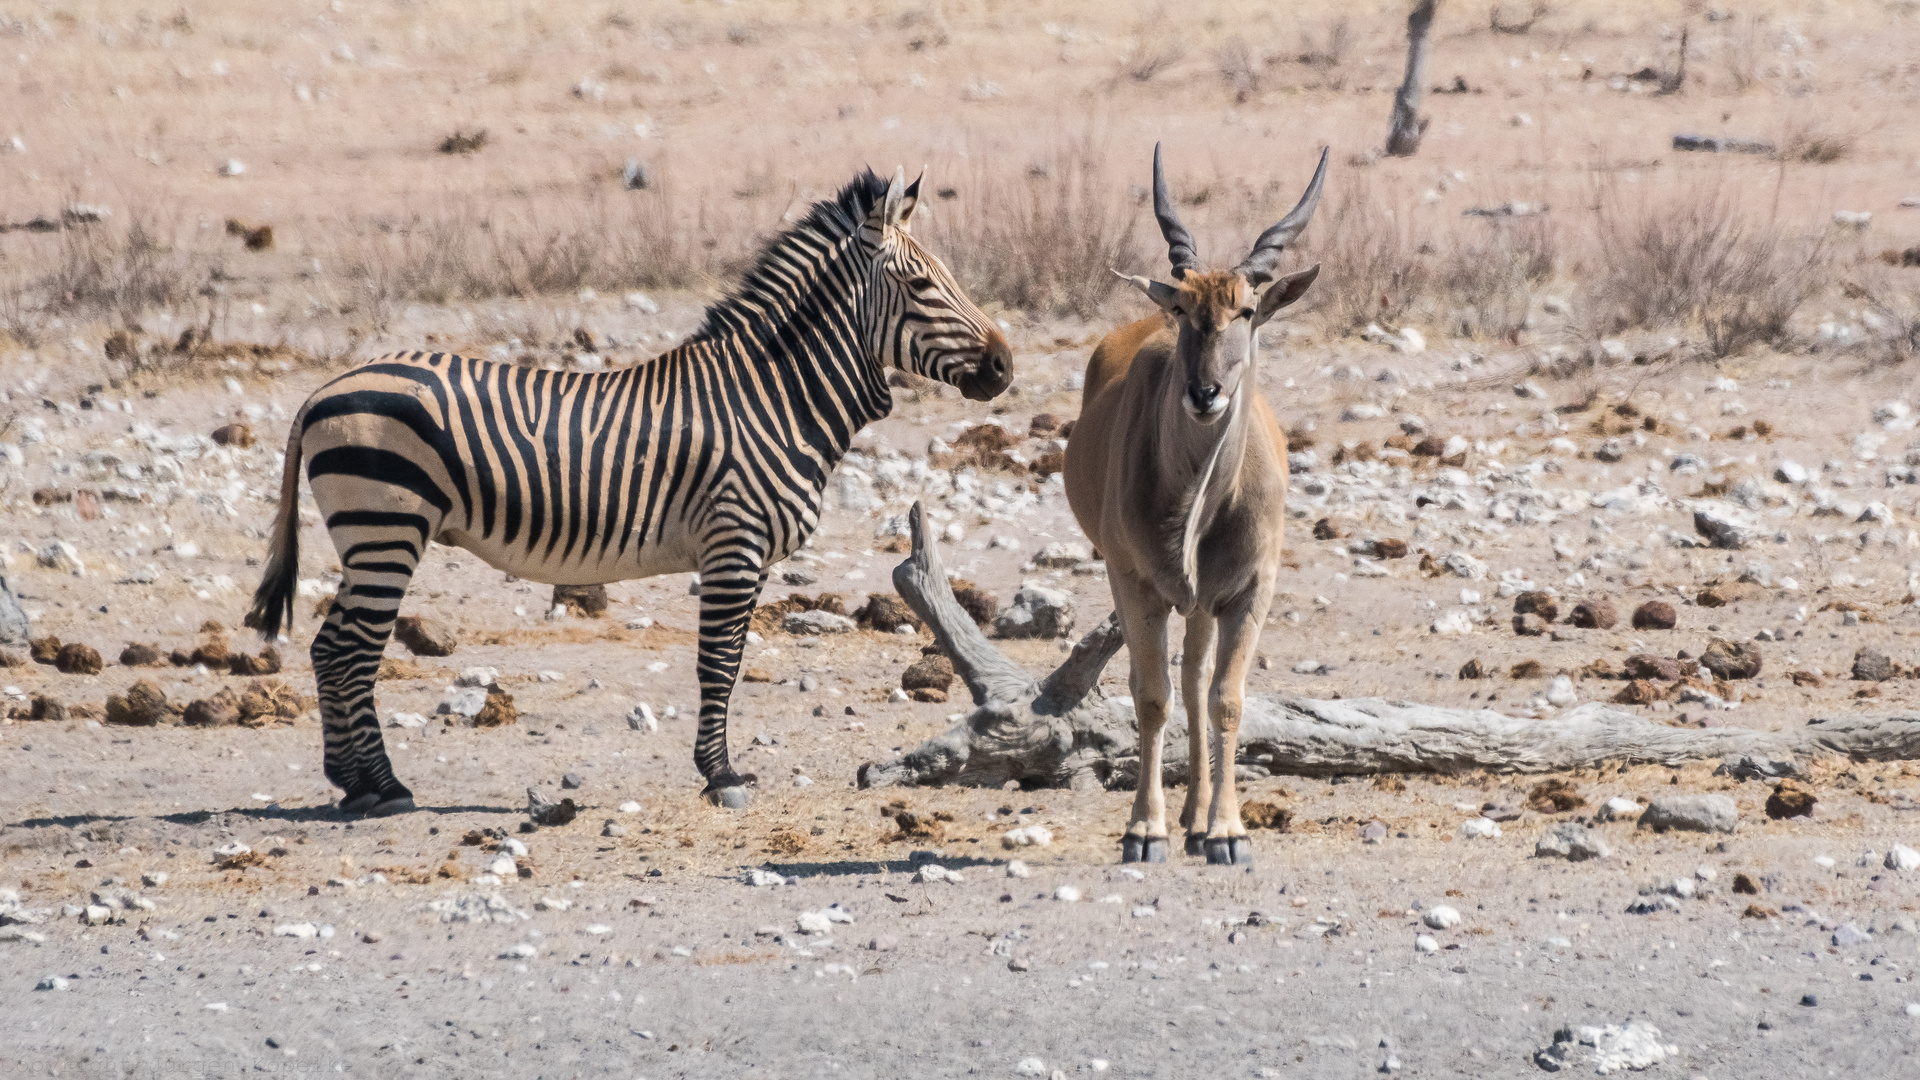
[1113,579,1174,863]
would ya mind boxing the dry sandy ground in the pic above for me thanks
[3,316,1920,1077]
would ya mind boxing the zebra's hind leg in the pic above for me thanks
[312,540,422,817]
[692,550,768,809]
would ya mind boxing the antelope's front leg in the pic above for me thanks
[1113,581,1173,863]
[1178,611,1218,857]
[1203,595,1267,866]
[693,548,769,809]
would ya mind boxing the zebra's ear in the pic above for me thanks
[894,166,925,230]
[882,166,910,231]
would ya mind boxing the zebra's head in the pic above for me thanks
[863,168,1014,402]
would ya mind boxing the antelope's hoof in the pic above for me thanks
[704,785,752,810]
[1205,837,1252,866]
[1143,837,1168,863]
[1229,836,1254,865]
[1185,833,1207,858]
[1121,835,1144,863]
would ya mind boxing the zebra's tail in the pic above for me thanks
[245,416,306,640]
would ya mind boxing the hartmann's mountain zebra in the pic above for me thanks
[246,169,1013,816]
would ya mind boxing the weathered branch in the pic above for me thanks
[1386,0,1439,157]
[860,501,1920,790]
[890,502,1033,706]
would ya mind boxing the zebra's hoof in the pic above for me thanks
[1204,837,1235,865]
[1185,833,1207,858]
[338,792,381,816]
[367,795,416,817]
[705,786,752,810]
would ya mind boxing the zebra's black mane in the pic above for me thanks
[685,170,890,345]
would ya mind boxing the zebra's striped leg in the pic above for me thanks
[692,556,768,809]
[312,539,421,817]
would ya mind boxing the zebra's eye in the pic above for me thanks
[905,276,934,291]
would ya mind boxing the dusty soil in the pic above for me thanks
[6,1,1920,1076]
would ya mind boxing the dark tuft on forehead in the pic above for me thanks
[1177,271,1247,312]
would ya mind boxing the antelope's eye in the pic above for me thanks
[1238,308,1256,320]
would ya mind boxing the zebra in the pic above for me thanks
[245,168,1013,816]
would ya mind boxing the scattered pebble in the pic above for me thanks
[1053,885,1082,903]
[1422,905,1461,930]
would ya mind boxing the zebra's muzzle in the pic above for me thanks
[955,331,1014,401]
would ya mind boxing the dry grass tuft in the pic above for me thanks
[932,142,1142,319]
[437,130,489,155]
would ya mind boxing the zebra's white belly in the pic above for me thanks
[434,524,700,586]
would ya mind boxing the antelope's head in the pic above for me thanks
[862,168,1014,402]
[1118,144,1327,424]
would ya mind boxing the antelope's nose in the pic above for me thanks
[1187,381,1221,413]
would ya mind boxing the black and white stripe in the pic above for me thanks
[246,170,1012,815]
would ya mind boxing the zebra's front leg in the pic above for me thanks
[693,557,768,809]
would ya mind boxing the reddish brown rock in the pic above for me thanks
[1612,679,1663,705]
[1513,591,1559,622]
[29,694,68,721]
[189,637,232,669]
[119,642,165,667]
[1765,780,1816,820]
[1525,778,1586,813]
[105,679,170,726]
[55,642,103,675]
[1312,518,1344,540]
[229,646,282,677]
[394,615,459,658]
[1457,658,1485,680]
[1372,538,1409,559]
[552,584,608,618]
[1631,600,1677,630]
[211,422,256,448]
[474,688,517,728]
[1701,638,1762,680]
[1568,599,1618,630]
[1624,654,1684,681]
[949,580,998,626]
[1512,613,1548,637]
[30,637,62,665]
[855,594,921,633]
[184,688,241,727]
[1510,659,1545,679]
[901,653,954,694]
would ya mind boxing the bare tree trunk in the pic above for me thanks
[858,504,1920,790]
[1385,0,1439,157]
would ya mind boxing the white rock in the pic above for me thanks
[35,975,68,990]
[1414,935,1439,954]
[217,158,246,176]
[1459,817,1501,839]
[488,856,517,877]
[1887,845,1920,872]
[1429,609,1473,636]
[386,712,427,729]
[502,838,527,856]
[1596,796,1643,822]
[455,667,499,688]
[1001,825,1053,849]
[619,801,642,813]
[1005,860,1032,878]
[1015,1059,1048,1077]
[914,863,956,884]
[1545,675,1577,708]
[783,609,855,635]
[1814,855,1837,869]
[1393,327,1426,355]
[36,541,85,577]
[1032,542,1092,568]
[744,869,790,887]
[1053,885,1082,903]
[1775,460,1810,484]
[1422,905,1461,930]
[627,703,658,733]
[1695,866,1717,882]
[272,923,318,938]
[503,942,537,959]
[1833,209,1873,229]
[81,904,114,925]
[438,686,489,718]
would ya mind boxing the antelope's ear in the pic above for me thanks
[1252,264,1320,327]
[1112,269,1180,312]
[883,166,912,230]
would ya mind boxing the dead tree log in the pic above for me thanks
[858,502,1920,790]
[1385,0,1439,157]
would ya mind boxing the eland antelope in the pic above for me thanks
[1064,144,1326,864]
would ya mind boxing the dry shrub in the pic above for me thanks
[1297,16,1352,73]
[931,141,1142,318]
[1305,180,1432,329]
[1215,37,1261,100]
[1582,176,1820,356]
[1777,116,1861,164]
[335,186,741,325]
[39,214,196,325]
[1435,214,1556,340]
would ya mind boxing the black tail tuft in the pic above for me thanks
[244,540,299,640]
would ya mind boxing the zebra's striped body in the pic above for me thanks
[247,170,1011,815]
